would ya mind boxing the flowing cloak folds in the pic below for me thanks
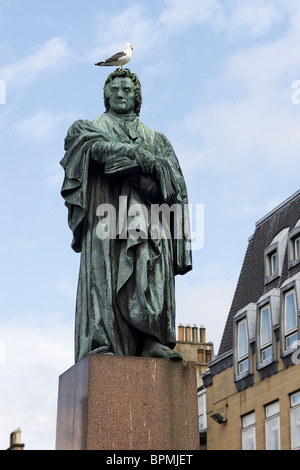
[60,112,192,362]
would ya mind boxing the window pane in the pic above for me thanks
[271,252,278,274]
[266,402,280,418]
[243,412,255,428]
[238,320,248,359]
[291,391,300,407]
[265,416,280,450]
[285,291,297,332]
[291,407,300,449]
[239,358,249,373]
[261,306,272,346]
[242,427,256,450]
[295,237,300,259]
[262,346,272,361]
[198,392,207,430]
[286,332,298,349]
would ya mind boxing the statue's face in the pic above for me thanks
[108,77,135,114]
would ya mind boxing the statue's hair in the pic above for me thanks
[103,69,142,116]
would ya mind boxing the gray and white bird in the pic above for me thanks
[95,43,133,69]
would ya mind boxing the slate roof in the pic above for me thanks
[218,190,300,357]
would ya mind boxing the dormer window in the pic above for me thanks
[283,290,298,349]
[234,303,256,389]
[264,228,289,284]
[280,274,300,366]
[288,220,300,269]
[294,237,300,260]
[259,305,273,361]
[237,319,249,374]
[256,289,280,376]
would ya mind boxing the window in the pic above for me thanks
[265,249,278,280]
[283,290,298,349]
[234,304,256,390]
[234,304,256,388]
[264,228,289,284]
[270,251,278,275]
[256,289,280,374]
[259,305,273,362]
[198,390,207,431]
[294,237,300,260]
[288,220,300,269]
[237,319,249,374]
[242,412,256,450]
[265,402,280,450]
[291,391,300,450]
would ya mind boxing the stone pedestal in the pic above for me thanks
[55,355,199,450]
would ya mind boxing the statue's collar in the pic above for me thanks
[107,110,137,122]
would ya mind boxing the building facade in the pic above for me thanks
[203,191,300,450]
[175,324,214,449]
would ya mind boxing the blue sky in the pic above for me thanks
[1,0,300,450]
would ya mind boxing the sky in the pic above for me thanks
[1,0,300,450]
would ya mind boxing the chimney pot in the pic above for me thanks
[178,324,184,341]
[200,326,206,343]
[192,325,198,342]
[185,324,191,342]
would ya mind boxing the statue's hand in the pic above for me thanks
[136,147,157,174]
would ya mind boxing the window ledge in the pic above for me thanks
[288,258,300,270]
[281,346,298,368]
[257,359,278,379]
[234,372,254,391]
[265,272,280,284]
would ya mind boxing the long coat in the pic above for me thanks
[60,111,192,362]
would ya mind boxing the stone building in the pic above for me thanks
[175,324,214,449]
[203,190,300,450]
[175,324,213,388]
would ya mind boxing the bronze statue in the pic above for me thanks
[60,69,192,362]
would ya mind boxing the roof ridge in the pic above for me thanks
[255,189,300,227]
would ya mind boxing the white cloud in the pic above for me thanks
[225,0,282,38]
[86,5,163,64]
[159,0,222,33]
[86,1,223,66]
[0,37,72,88]
[10,237,43,253]
[224,197,284,218]
[52,276,77,300]
[176,277,236,354]
[192,95,300,165]
[16,108,78,144]
[44,165,64,190]
[168,1,300,177]
[0,318,73,450]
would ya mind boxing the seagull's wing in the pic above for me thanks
[105,51,126,62]
[95,51,126,66]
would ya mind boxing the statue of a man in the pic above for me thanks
[60,69,192,363]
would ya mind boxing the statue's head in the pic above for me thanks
[103,69,142,116]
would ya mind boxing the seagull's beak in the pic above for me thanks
[131,46,133,50]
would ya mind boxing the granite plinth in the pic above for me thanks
[55,355,199,450]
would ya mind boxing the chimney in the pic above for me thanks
[200,325,206,343]
[178,324,184,341]
[197,348,205,363]
[206,348,212,363]
[185,324,191,342]
[7,428,24,450]
[192,324,198,343]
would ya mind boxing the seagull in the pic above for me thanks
[95,43,133,69]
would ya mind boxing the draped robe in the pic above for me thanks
[60,111,192,362]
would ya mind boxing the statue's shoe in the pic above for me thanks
[142,344,183,361]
